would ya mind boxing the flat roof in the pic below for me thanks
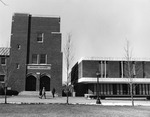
[78,77,150,83]
[0,47,10,56]
[78,57,150,63]
[13,13,60,18]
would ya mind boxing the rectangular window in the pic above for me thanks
[133,62,136,77]
[32,54,38,64]
[17,44,21,50]
[1,58,6,65]
[16,63,20,69]
[40,54,47,64]
[37,33,44,43]
[0,75,5,81]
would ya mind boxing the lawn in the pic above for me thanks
[0,104,150,117]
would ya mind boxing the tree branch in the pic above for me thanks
[0,0,7,6]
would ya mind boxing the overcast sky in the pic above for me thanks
[0,0,150,81]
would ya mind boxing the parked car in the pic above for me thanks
[0,87,18,96]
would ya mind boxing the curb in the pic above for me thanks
[0,102,150,106]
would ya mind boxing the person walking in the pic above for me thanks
[41,87,46,99]
[39,88,42,98]
[52,88,56,98]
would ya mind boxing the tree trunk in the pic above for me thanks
[130,83,134,106]
[67,92,69,104]
[4,86,7,104]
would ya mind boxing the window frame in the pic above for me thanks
[37,32,44,43]
[16,63,20,69]
[32,54,38,64]
[17,44,21,50]
[39,54,47,64]
[0,75,5,82]
[1,57,6,65]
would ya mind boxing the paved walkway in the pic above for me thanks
[0,95,150,106]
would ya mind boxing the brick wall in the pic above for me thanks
[8,13,63,95]
[27,16,62,95]
[9,13,29,91]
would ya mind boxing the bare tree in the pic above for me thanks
[0,0,7,5]
[124,40,142,106]
[63,33,74,104]
[124,40,134,106]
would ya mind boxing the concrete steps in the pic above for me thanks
[19,91,58,97]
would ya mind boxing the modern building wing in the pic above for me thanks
[71,57,150,98]
[0,13,63,95]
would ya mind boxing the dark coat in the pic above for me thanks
[52,88,55,94]
[39,89,42,96]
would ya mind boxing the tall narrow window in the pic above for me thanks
[17,44,21,50]
[37,32,44,43]
[32,54,38,64]
[0,75,5,81]
[1,57,6,65]
[16,63,20,69]
[40,54,47,64]
[121,61,124,78]
[133,61,136,77]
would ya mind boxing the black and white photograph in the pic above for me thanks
[0,0,150,117]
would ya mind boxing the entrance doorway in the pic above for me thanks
[40,76,50,91]
[26,75,36,91]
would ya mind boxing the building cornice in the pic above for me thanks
[78,57,150,63]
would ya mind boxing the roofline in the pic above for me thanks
[78,77,150,83]
[32,14,60,18]
[13,13,60,18]
[0,55,9,57]
[0,47,10,56]
[78,57,150,63]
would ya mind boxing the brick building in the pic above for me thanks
[71,57,150,99]
[0,13,63,96]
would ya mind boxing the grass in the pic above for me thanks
[0,104,150,117]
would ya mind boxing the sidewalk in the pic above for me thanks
[0,95,150,106]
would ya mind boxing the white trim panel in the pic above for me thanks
[78,77,150,83]
[78,57,150,63]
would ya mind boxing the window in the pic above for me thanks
[133,62,136,77]
[1,58,6,65]
[16,63,20,69]
[0,75,4,81]
[37,32,44,43]
[17,44,21,50]
[32,54,47,64]
[40,54,47,64]
[32,54,38,64]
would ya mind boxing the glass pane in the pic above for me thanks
[40,54,46,64]
[0,75,4,81]
[32,54,38,64]
[1,58,6,65]
[37,33,43,42]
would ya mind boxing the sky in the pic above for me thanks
[0,0,150,81]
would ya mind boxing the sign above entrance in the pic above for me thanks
[27,65,51,70]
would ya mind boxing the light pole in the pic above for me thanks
[96,70,101,104]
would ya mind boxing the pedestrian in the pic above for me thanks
[52,88,56,98]
[41,87,46,99]
[39,88,42,98]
